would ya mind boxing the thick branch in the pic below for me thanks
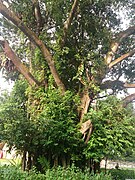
[109,49,135,68]
[123,93,135,107]
[85,123,93,144]
[118,25,135,42]
[79,120,93,143]
[79,120,92,135]
[0,40,40,86]
[61,0,78,46]
[32,0,43,33]
[101,80,135,90]
[124,83,135,88]
[79,89,91,122]
[105,25,135,65]
[0,1,66,93]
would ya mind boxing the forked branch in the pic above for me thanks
[32,0,43,33]
[105,25,135,65]
[0,1,66,93]
[61,0,78,46]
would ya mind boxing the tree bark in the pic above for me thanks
[105,25,135,65]
[109,49,135,68]
[54,156,58,167]
[32,0,43,34]
[0,40,40,86]
[27,152,32,171]
[123,93,135,107]
[61,155,66,168]
[61,0,78,47]
[21,151,27,171]
[79,89,91,122]
[101,80,135,90]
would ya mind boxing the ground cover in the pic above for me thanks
[0,164,135,180]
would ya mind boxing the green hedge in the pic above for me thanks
[1,165,135,180]
[110,169,135,180]
[0,165,112,180]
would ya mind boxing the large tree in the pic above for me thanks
[0,0,134,171]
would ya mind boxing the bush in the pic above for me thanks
[0,165,112,180]
[0,165,28,180]
[0,165,46,180]
[45,165,112,180]
[110,169,135,180]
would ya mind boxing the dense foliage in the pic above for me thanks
[0,165,112,180]
[84,97,135,161]
[0,0,134,172]
[0,164,135,180]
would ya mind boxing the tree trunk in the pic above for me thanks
[54,156,58,167]
[61,155,66,168]
[27,152,32,171]
[79,89,91,122]
[93,161,100,174]
[21,151,27,171]
[67,155,71,167]
[105,157,108,174]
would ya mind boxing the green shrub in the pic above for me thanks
[110,169,135,180]
[0,165,28,180]
[45,165,112,180]
[0,165,112,180]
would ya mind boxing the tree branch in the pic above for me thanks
[123,93,135,107]
[0,1,66,93]
[0,40,40,86]
[61,0,78,46]
[118,25,135,42]
[79,89,91,122]
[32,0,43,34]
[101,80,135,90]
[123,83,135,88]
[109,49,135,68]
[105,25,135,65]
